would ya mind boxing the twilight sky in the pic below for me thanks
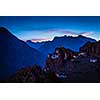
[0,16,100,42]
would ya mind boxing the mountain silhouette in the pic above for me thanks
[0,27,43,80]
[26,40,45,50]
[37,35,96,56]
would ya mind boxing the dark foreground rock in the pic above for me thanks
[5,47,100,83]
[80,41,100,57]
[6,65,59,83]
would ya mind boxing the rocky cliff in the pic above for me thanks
[80,41,100,57]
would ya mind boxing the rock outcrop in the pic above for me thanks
[44,47,77,75]
[7,65,58,83]
[80,41,100,57]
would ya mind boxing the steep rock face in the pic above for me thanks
[0,27,43,80]
[43,46,100,82]
[44,47,77,74]
[80,41,100,57]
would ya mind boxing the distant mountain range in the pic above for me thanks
[27,35,96,56]
[0,27,43,80]
[26,40,45,50]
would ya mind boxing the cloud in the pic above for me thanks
[51,30,93,37]
[49,30,93,37]
[24,28,92,37]
[31,38,50,42]
[79,32,92,36]
[23,29,93,42]
[43,29,78,36]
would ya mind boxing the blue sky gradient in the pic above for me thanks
[0,16,100,41]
